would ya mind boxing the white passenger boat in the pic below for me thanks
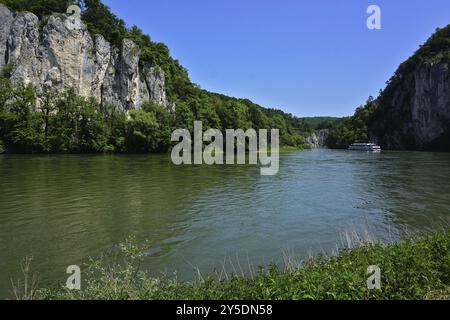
[348,143,381,152]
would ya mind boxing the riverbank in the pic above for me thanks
[33,231,449,300]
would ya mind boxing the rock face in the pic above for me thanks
[0,5,14,69]
[369,25,450,151]
[0,5,167,110]
[7,12,40,87]
[305,130,329,148]
[102,39,151,111]
[144,66,167,106]
[369,63,450,150]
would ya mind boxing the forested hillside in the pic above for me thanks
[327,25,450,150]
[0,0,331,154]
[369,25,450,151]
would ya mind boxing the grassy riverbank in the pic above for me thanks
[28,231,450,300]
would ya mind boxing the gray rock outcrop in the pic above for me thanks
[368,24,450,151]
[0,5,14,69]
[305,130,329,148]
[0,4,167,110]
[144,66,167,106]
[369,63,450,150]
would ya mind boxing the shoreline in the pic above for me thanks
[29,231,450,300]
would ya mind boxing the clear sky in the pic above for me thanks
[102,0,449,117]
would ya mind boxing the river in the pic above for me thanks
[0,149,449,298]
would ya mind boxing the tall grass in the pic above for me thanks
[11,257,40,300]
[32,230,450,300]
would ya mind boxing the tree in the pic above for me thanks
[173,101,195,132]
[39,89,58,152]
[76,97,108,153]
[125,109,160,153]
[142,102,173,152]
[326,97,378,149]
[247,104,269,130]
[0,0,75,19]
[216,101,252,130]
[189,97,221,130]
[103,102,127,153]
[48,89,81,152]
[1,83,45,153]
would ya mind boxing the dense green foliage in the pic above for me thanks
[326,97,377,149]
[0,0,335,153]
[0,74,335,153]
[35,231,450,300]
[386,25,450,87]
[0,75,180,153]
[0,0,74,19]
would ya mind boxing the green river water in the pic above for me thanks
[0,149,449,298]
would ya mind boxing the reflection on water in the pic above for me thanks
[0,150,449,297]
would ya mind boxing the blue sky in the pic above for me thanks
[102,0,449,117]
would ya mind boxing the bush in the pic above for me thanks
[327,97,377,149]
[125,109,160,153]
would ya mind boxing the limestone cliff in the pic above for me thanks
[369,26,450,151]
[0,5,167,111]
[305,130,329,149]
